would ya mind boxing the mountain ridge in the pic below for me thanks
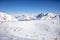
[0,12,60,21]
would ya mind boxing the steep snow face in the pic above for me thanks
[36,13,44,19]
[0,12,18,21]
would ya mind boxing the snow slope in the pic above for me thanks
[0,12,60,40]
[15,15,36,21]
[0,12,18,21]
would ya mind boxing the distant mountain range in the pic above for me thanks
[14,13,60,21]
[0,12,60,21]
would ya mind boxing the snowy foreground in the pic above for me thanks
[0,12,60,40]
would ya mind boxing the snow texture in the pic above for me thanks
[0,12,60,40]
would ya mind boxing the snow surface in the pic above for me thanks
[0,12,18,21]
[0,12,60,40]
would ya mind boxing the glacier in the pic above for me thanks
[0,12,60,40]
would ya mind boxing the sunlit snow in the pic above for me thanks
[0,12,60,40]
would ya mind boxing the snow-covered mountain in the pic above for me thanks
[14,13,60,21]
[36,13,45,19]
[0,12,60,40]
[0,12,18,21]
[15,15,36,21]
[36,13,60,20]
[0,12,60,21]
[40,13,60,20]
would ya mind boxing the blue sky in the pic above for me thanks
[0,0,60,14]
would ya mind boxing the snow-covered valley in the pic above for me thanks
[0,12,60,40]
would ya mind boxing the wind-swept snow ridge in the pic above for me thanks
[0,12,18,21]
